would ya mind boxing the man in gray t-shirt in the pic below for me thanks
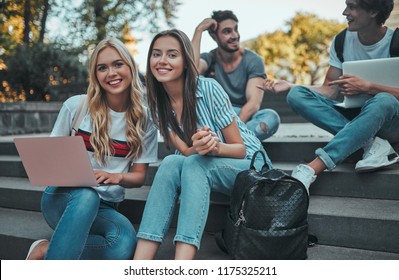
[192,10,280,141]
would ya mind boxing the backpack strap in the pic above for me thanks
[70,94,88,136]
[203,49,217,78]
[335,27,399,62]
[334,28,347,63]
[390,27,399,57]
[250,150,273,172]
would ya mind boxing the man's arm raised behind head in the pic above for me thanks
[192,18,217,75]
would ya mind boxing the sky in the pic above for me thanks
[133,0,347,70]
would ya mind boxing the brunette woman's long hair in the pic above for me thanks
[146,29,199,148]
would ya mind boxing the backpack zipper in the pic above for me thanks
[234,201,246,226]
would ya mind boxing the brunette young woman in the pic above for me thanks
[133,29,271,260]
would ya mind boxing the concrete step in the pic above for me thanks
[5,140,399,178]
[3,125,399,164]
[0,141,18,156]
[0,177,44,211]
[264,141,363,163]
[0,155,27,177]
[1,176,399,254]
[0,207,53,260]
[261,92,308,123]
[1,207,398,260]
[2,123,399,258]
[308,195,399,253]
[121,188,399,254]
[2,157,399,209]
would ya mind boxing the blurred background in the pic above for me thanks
[1,0,398,102]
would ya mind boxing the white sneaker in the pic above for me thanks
[291,164,317,193]
[26,239,48,260]
[355,137,399,173]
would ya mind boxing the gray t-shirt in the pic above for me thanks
[201,49,266,107]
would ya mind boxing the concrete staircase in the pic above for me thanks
[1,123,399,260]
[1,91,399,260]
[261,92,307,123]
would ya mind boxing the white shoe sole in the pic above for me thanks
[26,239,48,260]
[355,154,399,173]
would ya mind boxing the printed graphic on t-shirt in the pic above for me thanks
[76,130,130,158]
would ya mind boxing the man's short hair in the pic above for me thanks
[357,0,394,25]
[211,10,239,24]
[209,10,238,35]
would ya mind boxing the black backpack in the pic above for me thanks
[216,150,311,259]
[334,27,399,62]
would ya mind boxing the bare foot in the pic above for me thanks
[26,239,49,260]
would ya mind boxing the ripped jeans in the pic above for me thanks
[233,106,280,141]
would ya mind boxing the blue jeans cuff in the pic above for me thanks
[315,148,336,170]
[174,235,200,250]
[136,232,163,243]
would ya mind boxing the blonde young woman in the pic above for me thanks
[26,38,158,260]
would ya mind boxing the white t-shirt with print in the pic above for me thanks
[51,94,158,202]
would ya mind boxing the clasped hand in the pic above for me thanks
[191,125,220,156]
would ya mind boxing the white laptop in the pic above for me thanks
[334,57,399,108]
[14,136,101,187]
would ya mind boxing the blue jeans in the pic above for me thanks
[137,153,269,249]
[41,187,136,259]
[287,86,399,169]
[233,106,280,141]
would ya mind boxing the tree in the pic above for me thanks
[0,0,83,101]
[2,43,87,101]
[249,12,345,85]
[1,0,27,54]
[54,0,181,49]
[0,0,180,101]
[0,0,53,49]
[39,0,50,43]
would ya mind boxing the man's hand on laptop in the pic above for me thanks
[328,74,372,95]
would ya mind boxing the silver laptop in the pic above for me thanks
[335,57,399,108]
[14,136,100,187]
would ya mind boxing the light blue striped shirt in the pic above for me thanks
[175,76,264,160]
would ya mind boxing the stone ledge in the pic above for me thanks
[0,102,62,135]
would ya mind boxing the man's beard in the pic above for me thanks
[219,39,240,53]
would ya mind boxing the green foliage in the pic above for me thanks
[0,0,53,50]
[250,12,346,85]
[0,0,180,102]
[54,0,181,49]
[1,0,25,54]
[1,43,87,101]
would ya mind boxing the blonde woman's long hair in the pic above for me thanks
[87,38,145,165]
